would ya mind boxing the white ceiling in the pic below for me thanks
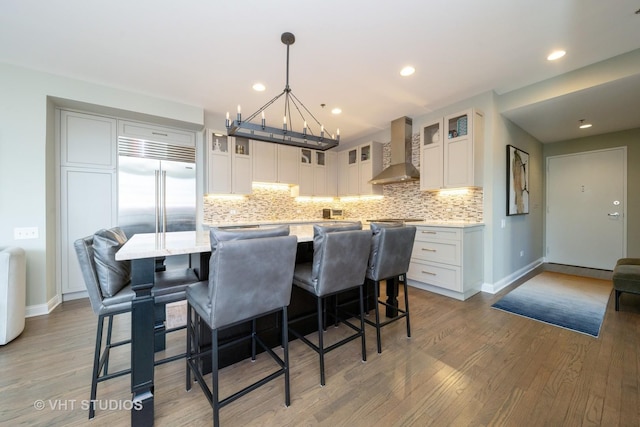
[1,0,639,144]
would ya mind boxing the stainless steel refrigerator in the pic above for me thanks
[117,137,196,257]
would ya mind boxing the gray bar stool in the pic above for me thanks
[288,223,372,386]
[364,223,416,353]
[185,226,297,427]
[74,227,198,419]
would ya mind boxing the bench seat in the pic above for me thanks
[613,258,640,311]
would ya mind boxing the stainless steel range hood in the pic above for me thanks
[369,116,419,185]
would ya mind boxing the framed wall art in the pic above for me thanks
[507,144,529,215]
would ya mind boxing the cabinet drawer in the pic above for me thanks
[412,240,460,265]
[407,261,461,292]
[415,227,461,242]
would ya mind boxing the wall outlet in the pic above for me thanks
[501,219,506,228]
[520,250,524,257]
[229,209,237,215]
[14,227,39,240]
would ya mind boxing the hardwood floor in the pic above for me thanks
[2,272,640,426]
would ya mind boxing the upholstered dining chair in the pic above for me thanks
[288,223,372,386]
[74,227,197,419]
[364,223,416,353]
[185,225,298,427]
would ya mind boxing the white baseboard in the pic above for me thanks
[481,258,544,295]
[62,290,88,301]
[25,294,61,318]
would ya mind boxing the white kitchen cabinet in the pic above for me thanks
[60,167,117,295]
[59,109,118,297]
[119,120,195,147]
[326,151,338,197]
[60,110,117,169]
[338,142,383,196]
[420,109,484,190]
[298,148,329,196]
[420,118,444,190]
[337,150,349,196]
[277,145,300,185]
[314,151,327,196]
[406,224,484,301]
[207,131,252,195]
[358,142,383,196]
[251,140,299,185]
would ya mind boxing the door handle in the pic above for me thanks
[608,212,620,217]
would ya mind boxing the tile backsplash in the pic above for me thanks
[204,134,483,224]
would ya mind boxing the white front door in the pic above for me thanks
[546,147,626,270]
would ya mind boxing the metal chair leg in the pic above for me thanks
[186,303,192,391]
[89,315,105,420]
[282,306,291,406]
[212,328,220,427]
[373,280,383,354]
[359,285,367,362]
[403,281,411,338]
[104,315,114,375]
[317,297,326,386]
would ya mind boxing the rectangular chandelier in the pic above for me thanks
[225,32,340,151]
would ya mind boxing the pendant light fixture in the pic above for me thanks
[225,32,340,151]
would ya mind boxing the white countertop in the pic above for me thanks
[205,219,484,229]
[404,221,484,228]
[116,224,327,261]
[116,221,483,261]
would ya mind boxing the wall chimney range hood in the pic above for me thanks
[369,116,419,185]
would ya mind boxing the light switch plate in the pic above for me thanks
[14,227,39,240]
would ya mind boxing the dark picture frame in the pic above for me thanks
[507,144,530,215]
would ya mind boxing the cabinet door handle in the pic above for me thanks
[152,131,168,136]
[421,270,436,276]
[422,248,436,252]
[422,231,437,234]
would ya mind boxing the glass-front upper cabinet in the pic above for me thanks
[422,120,443,147]
[360,144,371,162]
[211,134,229,153]
[234,137,250,155]
[301,148,312,164]
[316,151,325,166]
[445,112,469,140]
[348,148,357,165]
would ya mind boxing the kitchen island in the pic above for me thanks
[115,222,372,426]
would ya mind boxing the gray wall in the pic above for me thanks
[0,62,204,309]
[543,128,640,257]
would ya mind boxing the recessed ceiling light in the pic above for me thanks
[331,108,342,115]
[547,50,566,61]
[400,66,415,76]
[578,119,592,129]
[252,83,266,91]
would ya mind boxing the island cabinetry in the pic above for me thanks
[338,141,383,196]
[420,109,484,190]
[406,224,484,301]
[251,140,299,185]
[207,130,252,195]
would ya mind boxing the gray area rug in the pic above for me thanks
[492,272,612,337]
